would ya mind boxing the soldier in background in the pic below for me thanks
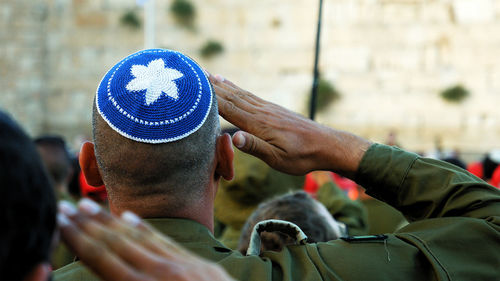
[34,135,75,203]
[214,146,304,248]
[238,190,349,255]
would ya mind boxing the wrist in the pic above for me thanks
[315,127,372,179]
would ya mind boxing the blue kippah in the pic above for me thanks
[96,49,213,143]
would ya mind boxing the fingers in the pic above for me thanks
[232,131,280,166]
[210,74,265,106]
[215,95,253,130]
[120,212,195,259]
[209,74,268,132]
[58,209,149,281]
[77,200,171,258]
[62,202,158,271]
[78,199,191,261]
[59,200,236,281]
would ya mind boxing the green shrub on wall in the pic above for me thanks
[308,79,341,114]
[170,0,196,27]
[120,10,141,29]
[200,40,224,58]
[440,85,469,103]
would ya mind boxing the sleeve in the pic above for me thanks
[258,144,499,281]
[354,143,500,223]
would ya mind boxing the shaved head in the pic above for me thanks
[92,92,220,212]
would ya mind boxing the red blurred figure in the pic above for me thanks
[304,171,359,200]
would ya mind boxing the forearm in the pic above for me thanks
[355,143,500,222]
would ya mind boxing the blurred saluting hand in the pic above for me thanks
[58,199,235,281]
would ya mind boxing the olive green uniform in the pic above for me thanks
[361,197,407,234]
[316,182,368,236]
[55,144,500,280]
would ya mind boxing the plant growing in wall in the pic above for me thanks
[200,40,224,59]
[170,0,196,27]
[120,10,141,29]
[440,85,469,103]
[308,78,341,114]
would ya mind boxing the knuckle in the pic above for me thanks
[223,100,236,115]
[248,137,258,153]
[234,90,246,99]
[225,92,238,102]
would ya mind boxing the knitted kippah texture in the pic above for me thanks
[96,49,212,143]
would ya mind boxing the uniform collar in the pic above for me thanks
[145,217,222,245]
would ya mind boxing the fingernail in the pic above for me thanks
[121,211,141,227]
[215,74,225,82]
[233,132,246,148]
[57,213,71,226]
[78,198,101,215]
[59,201,77,216]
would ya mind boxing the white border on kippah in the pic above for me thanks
[95,49,213,144]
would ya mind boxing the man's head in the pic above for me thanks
[0,111,57,280]
[34,135,73,193]
[80,49,233,219]
[238,191,346,254]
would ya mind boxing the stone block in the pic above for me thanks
[372,48,421,71]
[420,2,451,23]
[323,46,372,73]
[75,12,107,27]
[452,0,494,24]
[380,3,419,24]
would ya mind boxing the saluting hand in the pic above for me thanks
[58,199,235,281]
[209,74,371,178]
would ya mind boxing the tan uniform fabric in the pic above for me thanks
[54,144,500,281]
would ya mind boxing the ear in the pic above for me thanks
[79,142,104,187]
[23,262,51,281]
[215,133,234,181]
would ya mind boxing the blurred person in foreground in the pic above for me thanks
[0,110,234,281]
[0,111,57,281]
[56,48,499,280]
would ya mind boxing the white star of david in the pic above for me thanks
[126,58,184,105]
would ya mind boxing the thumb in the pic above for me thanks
[232,131,274,164]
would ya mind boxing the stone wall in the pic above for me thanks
[1,0,499,155]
